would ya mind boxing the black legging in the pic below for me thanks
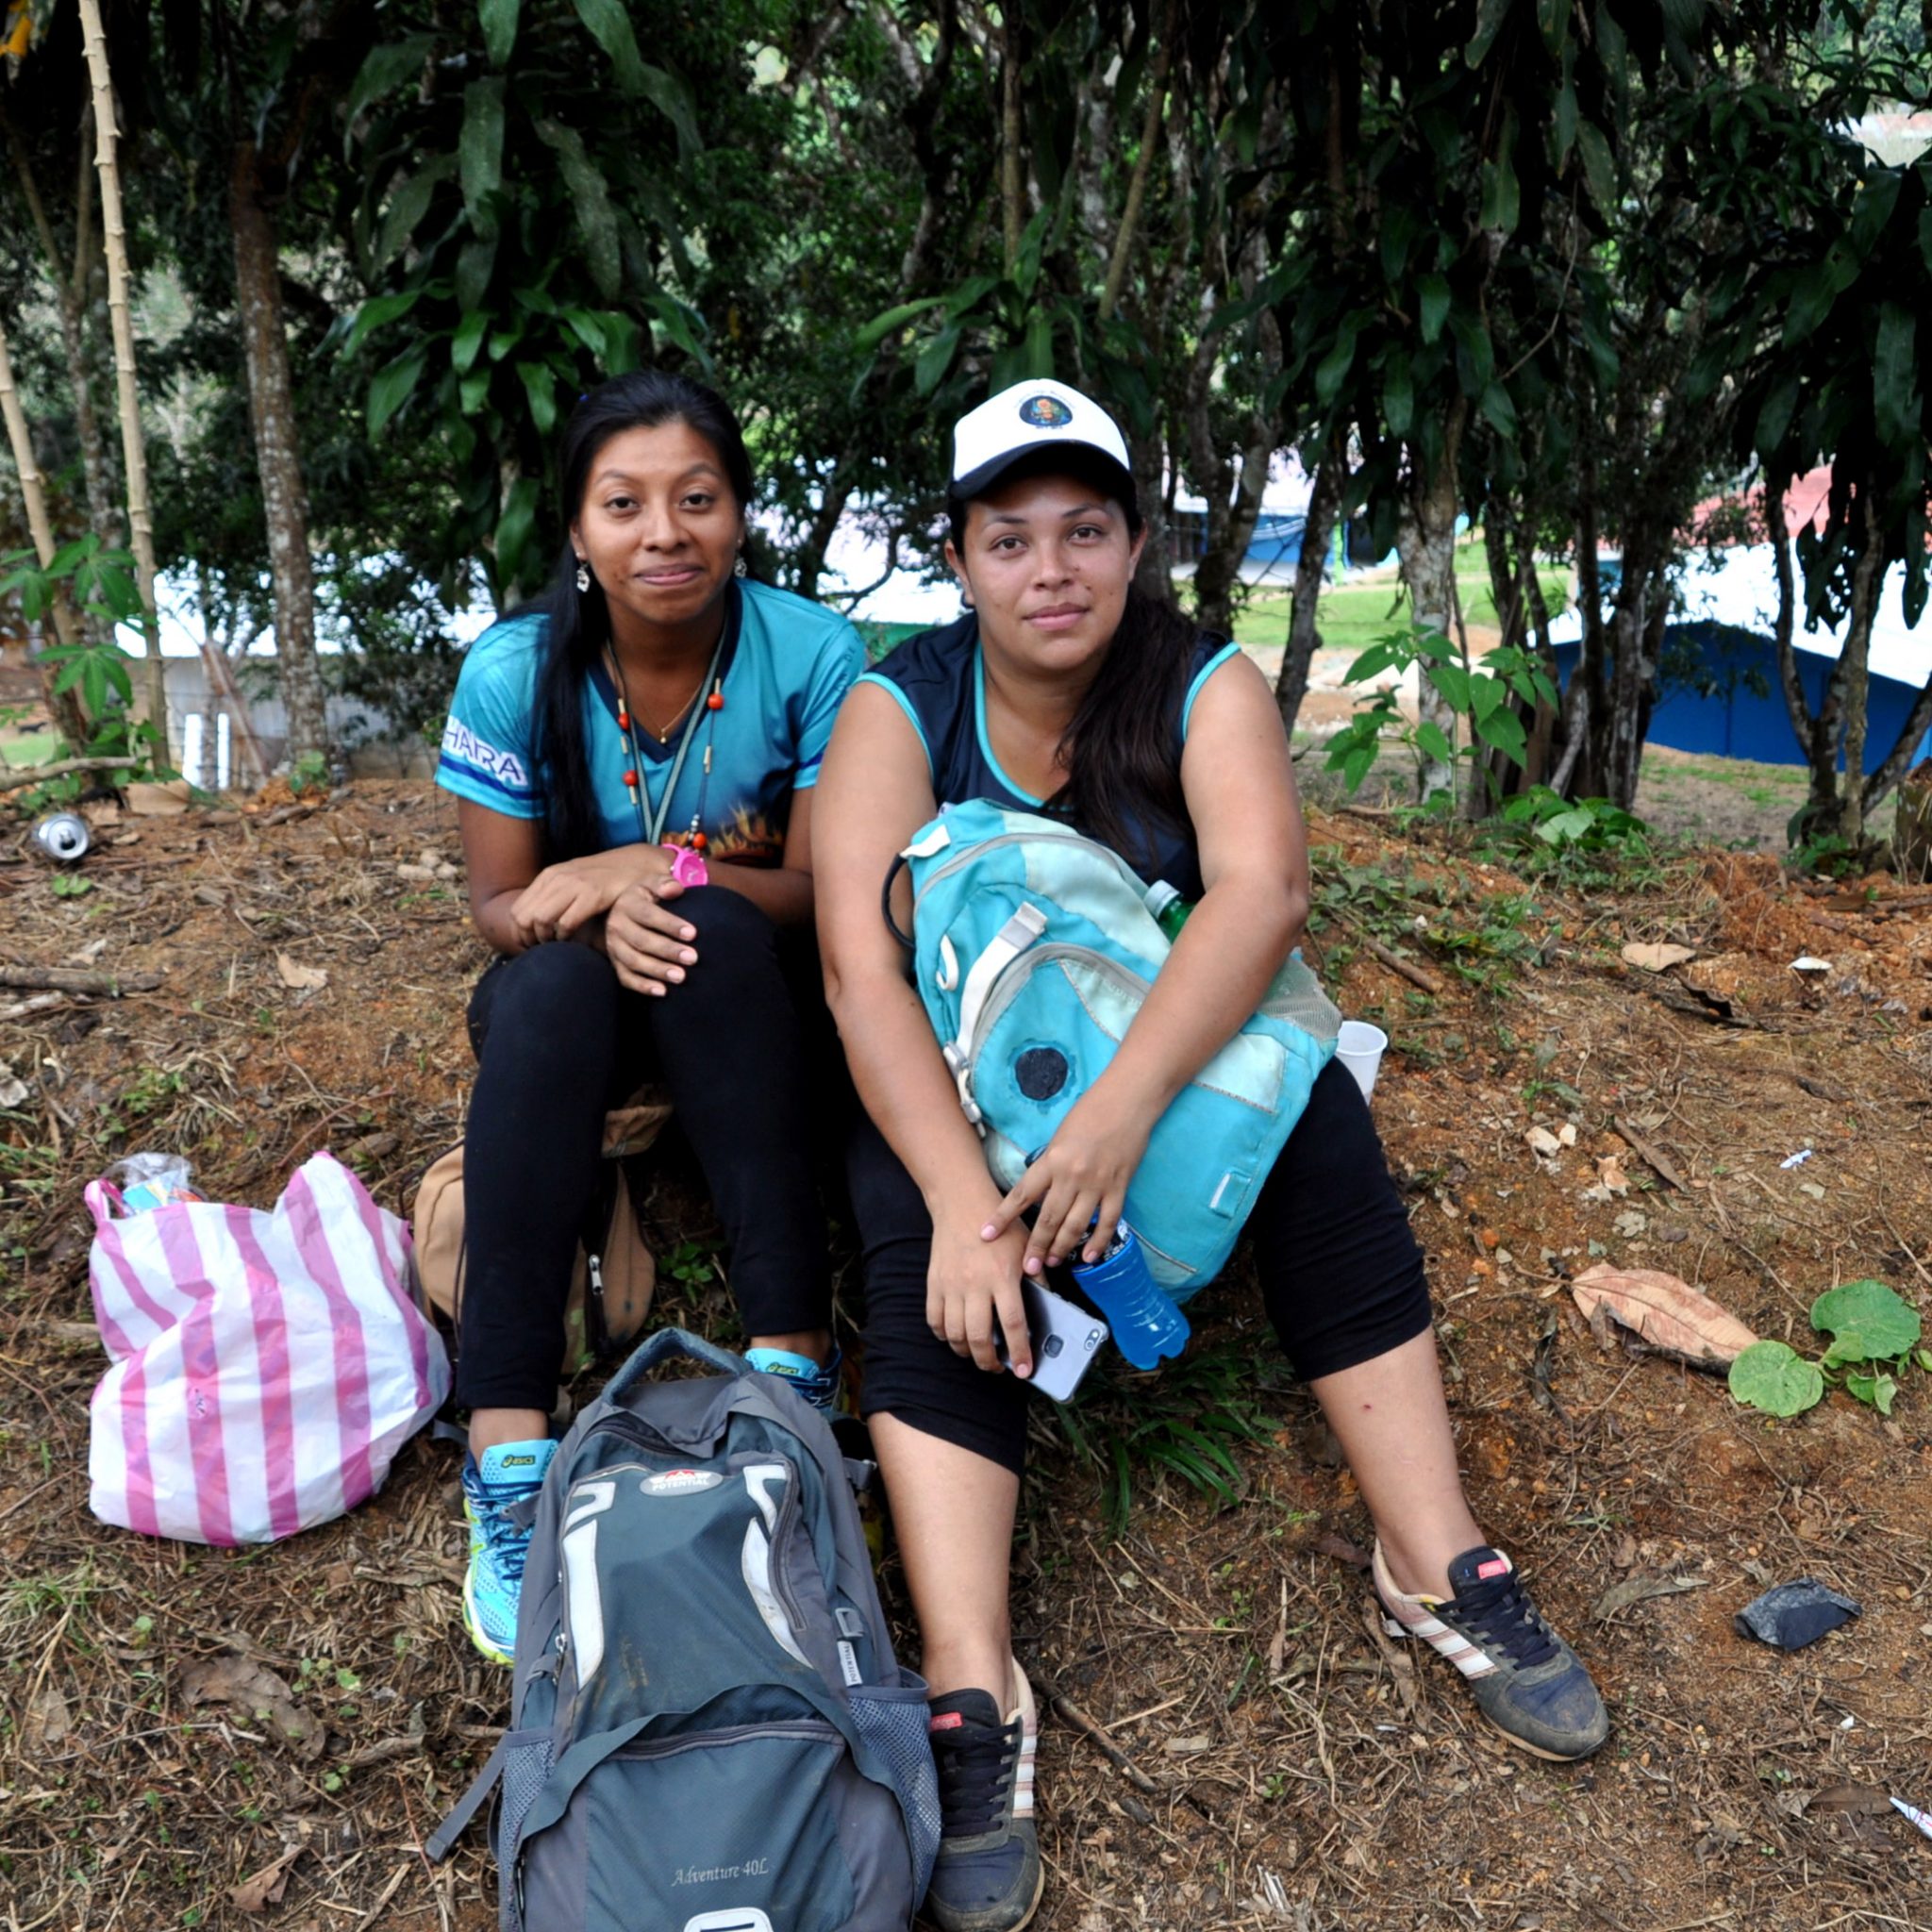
[847,1058,1434,1475]
[456,885,833,1412]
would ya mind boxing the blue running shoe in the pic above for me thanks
[460,1439,555,1666]
[745,1345,846,1414]
[1374,1542,1609,1761]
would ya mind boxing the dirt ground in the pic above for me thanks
[4,780,1932,1932]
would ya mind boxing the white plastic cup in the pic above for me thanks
[1335,1020,1390,1100]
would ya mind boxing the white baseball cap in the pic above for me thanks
[950,378,1134,500]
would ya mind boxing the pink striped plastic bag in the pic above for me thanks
[86,1151,451,1545]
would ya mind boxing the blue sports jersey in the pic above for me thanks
[437,579,863,861]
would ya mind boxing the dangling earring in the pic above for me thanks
[575,560,591,593]
[733,553,748,578]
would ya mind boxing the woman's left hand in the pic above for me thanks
[509,846,672,948]
[980,1088,1154,1277]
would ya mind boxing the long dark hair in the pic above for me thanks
[949,451,1198,870]
[533,372,755,858]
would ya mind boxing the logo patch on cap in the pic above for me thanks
[1018,393,1074,428]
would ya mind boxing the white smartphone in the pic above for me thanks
[997,1277,1109,1403]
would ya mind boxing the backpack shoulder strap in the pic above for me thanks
[425,1733,506,1861]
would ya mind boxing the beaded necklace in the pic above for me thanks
[607,627,729,850]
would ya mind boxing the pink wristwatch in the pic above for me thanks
[665,843,709,887]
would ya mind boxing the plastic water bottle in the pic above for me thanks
[1074,1224,1189,1371]
[1143,880,1192,943]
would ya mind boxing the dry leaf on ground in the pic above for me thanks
[125,779,192,815]
[230,1845,305,1912]
[1571,1262,1758,1366]
[181,1653,324,1758]
[1592,1574,1709,1622]
[1622,941,1696,972]
[275,952,329,991]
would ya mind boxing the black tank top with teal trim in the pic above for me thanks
[858,615,1241,902]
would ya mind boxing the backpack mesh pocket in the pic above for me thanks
[849,1674,941,1897]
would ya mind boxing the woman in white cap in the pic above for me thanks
[814,379,1607,1932]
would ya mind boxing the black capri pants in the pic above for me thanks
[847,1058,1433,1476]
[456,887,834,1413]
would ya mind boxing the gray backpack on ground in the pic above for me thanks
[428,1328,941,1931]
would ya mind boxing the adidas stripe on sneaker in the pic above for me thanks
[1373,1542,1608,1761]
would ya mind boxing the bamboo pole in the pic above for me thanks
[0,319,95,749]
[75,0,168,755]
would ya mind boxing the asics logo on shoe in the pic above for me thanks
[499,1453,540,1469]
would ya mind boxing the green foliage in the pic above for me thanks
[1730,1279,1924,1417]
[1049,1342,1275,1538]
[1498,787,1650,853]
[1728,1341,1825,1418]
[1811,1278,1922,1369]
[1324,627,1556,802]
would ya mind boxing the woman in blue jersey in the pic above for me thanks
[814,380,1607,1932]
[436,372,861,1663]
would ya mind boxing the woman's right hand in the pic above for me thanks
[606,876,700,996]
[928,1207,1033,1378]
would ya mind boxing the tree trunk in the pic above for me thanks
[1895,760,1932,884]
[0,321,94,751]
[1394,400,1465,802]
[4,102,119,553]
[1836,496,1887,851]
[1098,0,1172,324]
[229,139,328,765]
[76,0,167,753]
[1277,441,1341,730]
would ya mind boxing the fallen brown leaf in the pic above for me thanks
[125,779,192,816]
[230,1844,304,1913]
[1592,1574,1708,1622]
[275,952,328,991]
[1621,941,1696,972]
[1570,1263,1758,1367]
[1312,1531,1372,1573]
[181,1653,323,1759]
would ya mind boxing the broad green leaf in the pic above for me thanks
[1575,120,1615,216]
[646,291,707,366]
[1383,356,1414,439]
[1478,108,1521,233]
[1315,315,1363,406]
[1430,661,1472,711]
[459,77,507,228]
[1728,1340,1824,1417]
[569,0,646,90]
[368,347,427,437]
[1873,304,1919,452]
[533,120,620,297]
[1843,1370,1897,1415]
[1478,708,1528,763]
[1553,81,1577,166]
[480,0,520,66]
[1594,3,1629,96]
[943,275,1002,320]
[516,360,558,435]
[1417,275,1451,345]
[1465,0,1513,66]
[1537,0,1567,58]
[372,158,453,273]
[493,475,541,591]
[343,289,422,357]
[451,309,491,375]
[455,235,497,312]
[914,324,961,397]
[1415,719,1455,765]
[567,0,699,151]
[459,366,491,415]
[1535,807,1595,845]
[1479,381,1519,438]
[1754,373,1799,458]
[345,38,432,129]
[559,308,608,358]
[856,297,945,354]
[1811,1278,1921,1368]
[1468,675,1504,723]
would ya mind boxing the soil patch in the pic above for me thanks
[4,784,1931,1928]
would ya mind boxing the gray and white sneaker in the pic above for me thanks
[1374,1542,1609,1761]
[921,1662,1041,1932]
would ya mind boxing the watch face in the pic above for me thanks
[1018,393,1074,428]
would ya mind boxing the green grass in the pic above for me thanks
[1226,539,1570,658]
[0,731,59,767]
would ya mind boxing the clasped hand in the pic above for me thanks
[508,846,673,948]
[606,875,702,996]
[979,1089,1153,1280]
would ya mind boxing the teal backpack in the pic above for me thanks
[889,799,1341,1298]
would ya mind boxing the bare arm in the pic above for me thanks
[815,685,1034,1376]
[985,651,1311,1272]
